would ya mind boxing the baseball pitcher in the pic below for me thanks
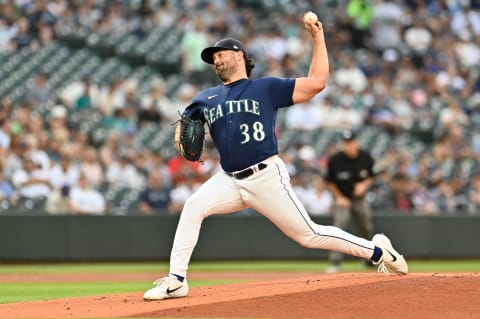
[144,11,408,301]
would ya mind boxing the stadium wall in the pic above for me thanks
[0,215,479,261]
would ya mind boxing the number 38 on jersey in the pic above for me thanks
[240,121,265,144]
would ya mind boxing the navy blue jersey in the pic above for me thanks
[183,77,295,172]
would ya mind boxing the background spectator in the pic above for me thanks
[80,147,104,188]
[303,175,333,216]
[27,72,51,106]
[11,158,50,199]
[138,170,171,215]
[68,174,106,215]
[105,154,144,189]
[0,160,17,207]
[180,15,209,87]
[168,173,200,215]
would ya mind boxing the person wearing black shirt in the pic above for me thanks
[324,130,375,273]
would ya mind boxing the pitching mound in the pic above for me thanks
[1,272,479,319]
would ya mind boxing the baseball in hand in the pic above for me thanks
[304,11,318,24]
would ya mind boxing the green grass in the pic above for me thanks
[0,262,169,274]
[0,280,235,303]
[2,282,146,303]
[407,259,480,272]
[0,259,478,304]
[0,260,329,274]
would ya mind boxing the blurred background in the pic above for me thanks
[1,0,480,218]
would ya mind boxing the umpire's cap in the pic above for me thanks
[201,38,248,64]
[341,129,357,141]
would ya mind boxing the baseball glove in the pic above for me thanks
[176,115,205,162]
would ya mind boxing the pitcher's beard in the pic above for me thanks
[215,64,237,83]
[215,68,231,82]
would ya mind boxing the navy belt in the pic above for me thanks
[227,163,267,180]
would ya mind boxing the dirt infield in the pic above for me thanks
[1,272,479,319]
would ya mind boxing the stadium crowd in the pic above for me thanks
[1,0,480,216]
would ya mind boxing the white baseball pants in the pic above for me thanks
[169,155,376,277]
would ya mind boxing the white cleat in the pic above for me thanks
[143,275,189,300]
[372,233,408,276]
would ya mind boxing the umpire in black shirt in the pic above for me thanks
[324,130,375,273]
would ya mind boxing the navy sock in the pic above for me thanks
[170,273,185,282]
[371,246,383,262]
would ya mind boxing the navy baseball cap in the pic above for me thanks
[342,130,357,141]
[201,38,248,64]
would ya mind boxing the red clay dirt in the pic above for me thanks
[1,272,479,319]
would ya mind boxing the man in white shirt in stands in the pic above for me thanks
[68,174,106,215]
[12,158,51,198]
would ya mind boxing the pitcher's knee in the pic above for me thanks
[182,196,210,219]
[294,233,320,249]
